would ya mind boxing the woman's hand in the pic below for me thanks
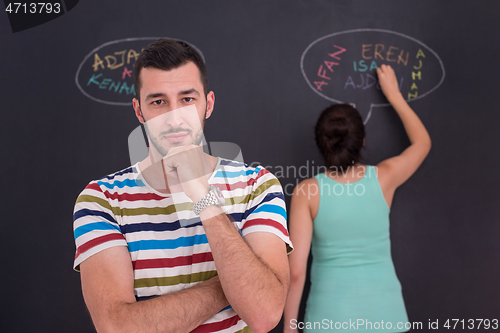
[376,64,403,102]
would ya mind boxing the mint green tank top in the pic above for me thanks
[304,166,408,332]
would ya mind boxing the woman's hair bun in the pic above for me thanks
[315,104,365,170]
[325,114,349,150]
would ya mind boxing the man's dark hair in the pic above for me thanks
[133,38,209,101]
[315,104,365,170]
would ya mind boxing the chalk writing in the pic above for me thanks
[353,60,379,72]
[92,49,140,71]
[314,45,346,91]
[87,73,135,95]
[344,73,404,91]
[408,49,426,100]
[122,67,132,80]
[300,29,445,123]
[76,37,205,106]
[361,44,409,65]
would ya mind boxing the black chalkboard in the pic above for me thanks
[1,1,499,332]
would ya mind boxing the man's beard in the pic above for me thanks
[145,112,206,157]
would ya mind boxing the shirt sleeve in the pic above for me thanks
[240,167,293,253]
[73,181,127,271]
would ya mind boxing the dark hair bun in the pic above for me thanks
[315,104,365,170]
[326,114,349,150]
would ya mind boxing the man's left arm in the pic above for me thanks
[199,205,290,333]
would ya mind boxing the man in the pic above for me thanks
[73,38,292,333]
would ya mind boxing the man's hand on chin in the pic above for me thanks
[162,144,213,203]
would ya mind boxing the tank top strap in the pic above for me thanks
[362,165,390,212]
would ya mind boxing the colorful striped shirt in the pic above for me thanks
[73,158,292,333]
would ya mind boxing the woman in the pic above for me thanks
[284,64,431,332]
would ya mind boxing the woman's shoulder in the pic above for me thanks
[292,177,321,196]
[297,176,320,188]
[292,177,321,219]
[374,160,391,187]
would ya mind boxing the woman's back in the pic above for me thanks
[304,167,408,332]
[312,167,390,267]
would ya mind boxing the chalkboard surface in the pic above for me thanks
[1,1,499,332]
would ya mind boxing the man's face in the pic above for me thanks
[132,62,215,157]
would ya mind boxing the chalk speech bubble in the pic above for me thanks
[75,37,205,106]
[301,29,445,123]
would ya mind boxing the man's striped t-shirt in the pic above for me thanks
[73,157,292,333]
